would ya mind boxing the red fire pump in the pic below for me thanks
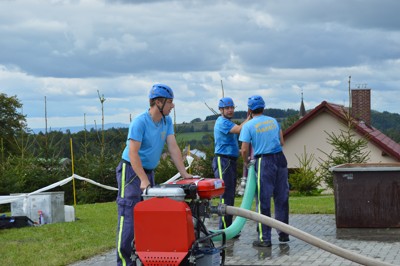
[133,177,227,266]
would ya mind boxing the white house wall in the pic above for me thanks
[283,112,397,169]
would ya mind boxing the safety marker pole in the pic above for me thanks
[69,138,77,212]
[187,144,191,174]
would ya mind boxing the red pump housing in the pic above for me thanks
[134,178,226,265]
[134,197,195,265]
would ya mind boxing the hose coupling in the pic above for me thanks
[209,203,227,216]
[237,176,247,196]
[248,159,256,167]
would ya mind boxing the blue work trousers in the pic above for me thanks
[115,161,154,266]
[255,152,289,242]
[212,155,237,229]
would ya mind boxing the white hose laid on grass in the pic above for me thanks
[226,205,394,266]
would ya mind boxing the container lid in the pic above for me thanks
[330,163,400,172]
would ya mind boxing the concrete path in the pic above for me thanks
[70,214,400,266]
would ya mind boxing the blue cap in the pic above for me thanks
[149,84,174,99]
[247,95,265,110]
[218,97,235,108]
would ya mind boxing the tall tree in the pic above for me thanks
[318,112,370,189]
[0,93,27,156]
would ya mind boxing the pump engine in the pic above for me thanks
[133,177,226,266]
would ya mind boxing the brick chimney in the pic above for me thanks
[351,89,371,125]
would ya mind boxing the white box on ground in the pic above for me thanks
[11,192,65,224]
[64,205,75,222]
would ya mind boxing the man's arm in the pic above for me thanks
[241,141,250,168]
[128,139,150,190]
[279,129,285,146]
[166,134,193,179]
[230,115,250,134]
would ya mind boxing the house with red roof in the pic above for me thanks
[283,89,400,170]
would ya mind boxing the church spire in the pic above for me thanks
[299,90,306,118]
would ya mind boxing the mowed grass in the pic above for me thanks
[0,195,334,266]
[0,202,117,266]
[288,195,335,214]
[231,194,335,214]
[175,131,211,142]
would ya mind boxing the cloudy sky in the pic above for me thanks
[1,0,400,130]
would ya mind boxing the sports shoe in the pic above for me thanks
[252,240,272,247]
[279,235,290,242]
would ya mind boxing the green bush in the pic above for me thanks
[74,153,119,204]
[289,147,322,196]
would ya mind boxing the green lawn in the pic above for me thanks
[175,131,211,142]
[1,203,117,266]
[232,194,334,214]
[0,195,334,266]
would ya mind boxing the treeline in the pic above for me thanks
[204,109,299,121]
[371,110,400,143]
[22,109,400,161]
[0,126,210,211]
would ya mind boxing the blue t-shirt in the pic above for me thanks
[214,116,239,157]
[239,115,282,155]
[122,110,174,169]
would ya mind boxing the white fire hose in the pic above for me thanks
[225,206,394,266]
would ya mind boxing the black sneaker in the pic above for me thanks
[279,235,290,242]
[252,240,272,247]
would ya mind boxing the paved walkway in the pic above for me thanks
[70,214,400,266]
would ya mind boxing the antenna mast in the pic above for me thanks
[348,76,351,110]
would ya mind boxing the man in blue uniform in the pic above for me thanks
[239,95,290,247]
[213,97,249,231]
[115,84,193,266]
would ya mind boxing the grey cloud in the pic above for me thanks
[1,0,400,129]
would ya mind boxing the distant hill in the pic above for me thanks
[205,109,298,121]
[30,122,130,134]
[371,110,400,143]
